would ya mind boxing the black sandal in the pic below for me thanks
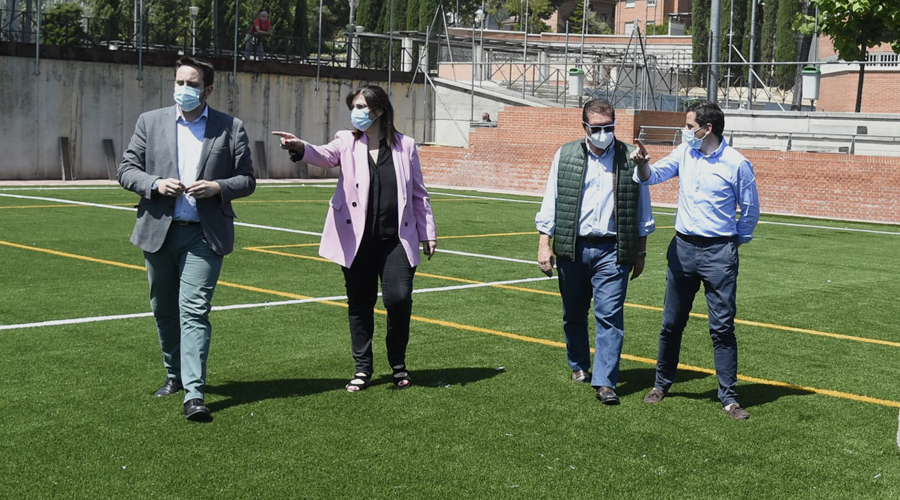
[345,372,371,392]
[392,365,411,389]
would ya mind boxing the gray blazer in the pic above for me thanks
[118,105,256,256]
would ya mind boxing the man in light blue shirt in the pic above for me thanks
[631,100,759,420]
[536,99,655,405]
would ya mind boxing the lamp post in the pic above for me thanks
[475,8,485,81]
[189,5,199,55]
[347,0,358,68]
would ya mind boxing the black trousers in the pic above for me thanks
[341,237,417,374]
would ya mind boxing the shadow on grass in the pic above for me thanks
[205,367,503,411]
[371,366,505,389]
[205,378,346,412]
[615,367,709,398]
[618,368,811,409]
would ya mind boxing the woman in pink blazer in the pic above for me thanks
[273,85,437,392]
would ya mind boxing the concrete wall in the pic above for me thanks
[0,56,432,180]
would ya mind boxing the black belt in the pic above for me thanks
[676,231,732,244]
[173,220,200,226]
[577,235,617,245]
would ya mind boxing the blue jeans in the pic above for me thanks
[557,239,632,388]
[653,235,740,405]
[144,223,223,402]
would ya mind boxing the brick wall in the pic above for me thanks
[419,107,900,224]
[818,71,900,114]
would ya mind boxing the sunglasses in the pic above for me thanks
[583,122,615,134]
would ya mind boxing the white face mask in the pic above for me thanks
[588,130,614,151]
[584,122,615,151]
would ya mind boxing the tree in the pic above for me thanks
[759,0,777,84]
[774,0,799,89]
[566,0,612,35]
[42,3,87,46]
[799,0,900,111]
[692,0,710,84]
[740,0,762,85]
[720,0,748,86]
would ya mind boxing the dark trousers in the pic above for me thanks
[654,235,740,405]
[341,237,416,374]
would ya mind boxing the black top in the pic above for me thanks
[365,138,399,241]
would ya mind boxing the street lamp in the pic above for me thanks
[347,0,359,68]
[189,5,199,55]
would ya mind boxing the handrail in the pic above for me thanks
[638,125,900,155]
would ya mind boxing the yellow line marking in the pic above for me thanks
[245,243,320,250]
[405,314,900,408]
[0,240,146,271]
[243,247,331,262]
[233,199,328,204]
[440,231,536,239]
[5,239,899,408]
[240,245,900,348]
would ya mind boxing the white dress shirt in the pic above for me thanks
[173,105,209,222]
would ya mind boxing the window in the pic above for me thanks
[625,0,635,7]
[647,0,656,5]
[624,22,635,34]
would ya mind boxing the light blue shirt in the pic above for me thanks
[635,139,759,243]
[536,139,656,238]
[173,105,209,222]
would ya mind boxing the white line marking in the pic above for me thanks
[5,191,898,237]
[430,191,541,204]
[0,193,136,211]
[435,248,537,264]
[234,222,323,236]
[0,277,553,331]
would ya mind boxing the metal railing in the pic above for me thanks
[0,8,432,73]
[637,125,900,156]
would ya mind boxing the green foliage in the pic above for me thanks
[720,0,747,85]
[648,20,668,35]
[566,0,612,35]
[799,0,900,111]
[774,0,799,89]
[759,0,777,83]
[41,3,87,46]
[692,0,710,83]
[740,0,762,84]
[804,0,900,60]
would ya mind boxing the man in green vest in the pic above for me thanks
[536,99,655,405]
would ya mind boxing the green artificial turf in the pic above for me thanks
[1,183,898,499]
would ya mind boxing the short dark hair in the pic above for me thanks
[346,85,399,148]
[582,99,615,124]
[687,101,725,137]
[175,56,214,88]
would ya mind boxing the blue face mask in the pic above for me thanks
[174,84,203,112]
[351,108,373,132]
[682,127,704,150]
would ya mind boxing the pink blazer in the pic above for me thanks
[303,130,437,268]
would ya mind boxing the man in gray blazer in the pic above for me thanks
[118,56,256,422]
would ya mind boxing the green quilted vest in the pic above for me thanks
[552,139,641,264]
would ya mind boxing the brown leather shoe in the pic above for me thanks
[723,403,750,420]
[596,386,620,405]
[572,370,590,383]
[643,387,666,403]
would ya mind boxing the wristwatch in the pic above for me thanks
[637,251,647,258]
